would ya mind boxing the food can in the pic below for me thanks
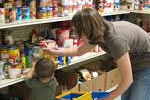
[67,56,72,64]
[38,7,47,19]
[58,56,64,66]
[21,54,26,71]
[63,56,66,65]
[47,0,52,7]
[47,7,53,18]
[38,0,47,8]
[30,0,36,19]
[15,0,22,7]
[4,3,13,8]
[53,7,58,17]
[0,46,9,63]
[5,8,16,23]
[21,6,30,20]
[8,46,20,64]
[16,7,22,21]
[0,8,5,24]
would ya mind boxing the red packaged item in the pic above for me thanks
[56,29,70,41]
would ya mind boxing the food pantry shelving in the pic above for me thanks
[0,10,130,29]
[0,9,148,89]
[0,52,106,89]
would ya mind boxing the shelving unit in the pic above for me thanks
[131,10,150,14]
[0,10,130,29]
[0,52,106,89]
[0,10,130,89]
[0,77,25,89]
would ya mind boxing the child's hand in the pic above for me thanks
[25,72,33,79]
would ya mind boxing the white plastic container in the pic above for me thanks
[0,61,4,74]
[8,67,21,79]
[0,61,4,80]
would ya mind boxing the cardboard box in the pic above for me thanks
[105,68,121,91]
[79,73,106,92]
[69,84,79,91]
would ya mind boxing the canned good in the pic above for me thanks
[8,46,20,64]
[53,0,58,7]
[16,7,22,21]
[38,7,47,19]
[58,56,64,66]
[0,8,5,24]
[63,56,66,65]
[53,7,58,17]
[5,8,16,23]
[30,0,36,19]
[0,46,9,63]
[21,54,26,71]
[4,3,13,8]
[47,0,52,7]
[15,0,22,7]
[47,7,53,18]
[38,0,47,8]
[21,6,30,20]
[67,56,72,64]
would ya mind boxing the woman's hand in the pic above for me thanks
[39,41,57,54]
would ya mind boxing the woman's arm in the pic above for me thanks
[104,52,133,100]
[40,41,96,56]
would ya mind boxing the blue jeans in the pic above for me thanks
[121,68,150,100]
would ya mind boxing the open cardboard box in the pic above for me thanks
[104,68,121,91]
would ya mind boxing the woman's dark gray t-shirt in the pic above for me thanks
[100,21,150,71]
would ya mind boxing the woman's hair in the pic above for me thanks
[35,58,56,78]
[72,8,109,42]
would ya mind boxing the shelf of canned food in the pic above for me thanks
[131,10,150,14]
[0,52,106,89]
[0,10,130,29]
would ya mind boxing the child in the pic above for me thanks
[25,58,57,100]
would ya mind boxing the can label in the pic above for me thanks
[47,7,53,18]
[0,8,5,24]
[38,7,47,19]
[53,7,58,17]
[30,0,36,19]
[17,7,22,21]
[22,7,30,20]
[5,8,16,23]
[67,56,72,64]
[58,56,64,65]
[39,0,47,7]
[9,47,20,63]
[47,0,52,7]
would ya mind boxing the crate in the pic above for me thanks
[56,91,110,100]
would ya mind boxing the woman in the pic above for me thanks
[40,8,150,100]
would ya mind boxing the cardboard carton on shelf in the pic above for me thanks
[104,68,121,91]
